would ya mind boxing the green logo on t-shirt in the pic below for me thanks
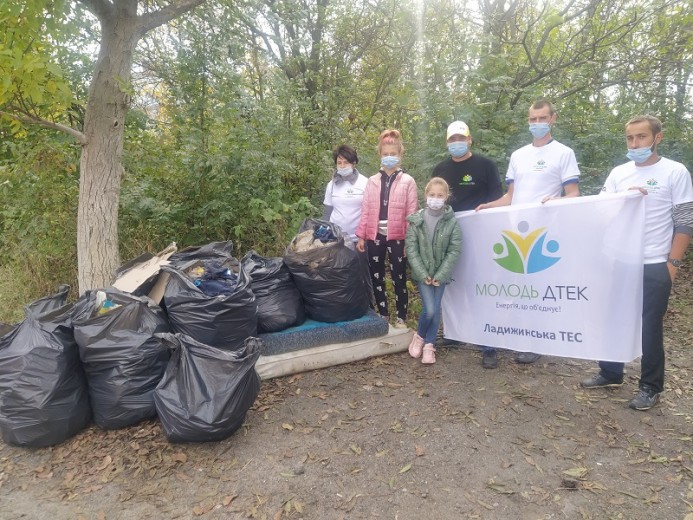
[460,174,475,185]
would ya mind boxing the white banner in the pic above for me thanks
[442,192,645,362]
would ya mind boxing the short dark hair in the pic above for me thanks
[530,99,555,115]
[626,115,662,135]
[333,145,358,165]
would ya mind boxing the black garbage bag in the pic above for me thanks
[0,285,91,447]
[162,262,257,350]
[242,251,305,333]
[284,218,370,323]
[168,241,235,267]
[0,322,16,337]
[154,334,261,443]
[72,289,170,429]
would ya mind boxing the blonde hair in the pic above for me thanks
[377,129,404,155]
[425,177,450,198]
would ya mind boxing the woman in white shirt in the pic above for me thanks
[322,145,369,243]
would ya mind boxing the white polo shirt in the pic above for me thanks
[602,157,693,263]
[507,140,580,205]
[324,173,368,241]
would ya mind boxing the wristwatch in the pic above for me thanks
[668,258,683,268]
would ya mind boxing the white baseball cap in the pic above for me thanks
[446,121,470,139]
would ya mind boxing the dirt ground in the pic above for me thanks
[1,269,692,520]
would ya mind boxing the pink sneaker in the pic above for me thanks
[408,333,424,358]
[421,344,436,364]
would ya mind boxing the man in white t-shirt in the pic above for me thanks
[581,115,693,410]
[476,99,581,364]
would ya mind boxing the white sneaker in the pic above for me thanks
[394,318,408,329]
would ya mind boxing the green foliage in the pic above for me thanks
[0,0,81,126]
[0,127,78,320]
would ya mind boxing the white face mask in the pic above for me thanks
[336,167,354,176]
[427,197,445,210]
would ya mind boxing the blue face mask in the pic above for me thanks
[626,141,655,164]
[381,155,400,169]
[529,123,551,139]
[336,167,354,177]
[448,141,469,158]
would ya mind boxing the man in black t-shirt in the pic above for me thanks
[432,121,503,212]
[432,121,503,368]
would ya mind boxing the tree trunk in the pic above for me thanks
[77,10,139,293]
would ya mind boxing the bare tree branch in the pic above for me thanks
[138,0,206,36]
[0,110,88,145]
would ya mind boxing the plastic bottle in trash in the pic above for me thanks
[97,299,121,315]
[95,290,121,315]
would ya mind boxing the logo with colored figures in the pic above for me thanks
[462,174,473,182]
[493,221,560,274]
[646,178,657,187]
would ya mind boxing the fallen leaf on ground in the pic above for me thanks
[222,495,237,506]
[95,455,112,471]
[563,467,589,479]
[193,501,214,515]
[171,452,187,463]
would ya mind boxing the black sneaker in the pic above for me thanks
[628,386,660,410]
[580,373,624,388]
[482,349,498,369]
[515,352,541,364]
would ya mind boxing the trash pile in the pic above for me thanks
[284,218,371,323]
[72,289,171,430]
[0,220,374,447]
[0,286,91,447]
[242,251,305,333]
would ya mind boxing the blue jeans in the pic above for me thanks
[598,263,671,393]
[417,282,446,345]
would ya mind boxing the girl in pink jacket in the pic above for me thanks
[356,129,418,327]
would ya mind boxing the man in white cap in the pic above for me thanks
[476,99,581,364]
[433,120,503,368]
[433,120,503,212]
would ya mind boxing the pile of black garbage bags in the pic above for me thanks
[0,219,370,447]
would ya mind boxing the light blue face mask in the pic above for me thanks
[381,155,400,169]
[529,122,551,139]
[626,141,655,164]
[447,141,469,158]
[336,167,354,176]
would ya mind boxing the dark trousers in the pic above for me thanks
[599,263,672,393]
[366,235,408,320]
